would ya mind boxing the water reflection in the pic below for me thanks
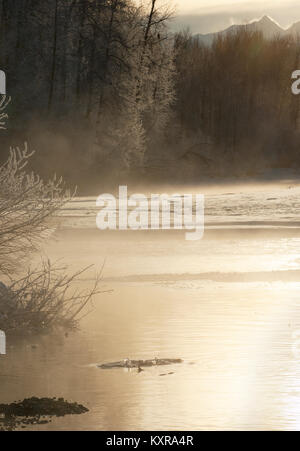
[1,226,300,430]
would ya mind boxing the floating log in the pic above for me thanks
[98,358,183,369]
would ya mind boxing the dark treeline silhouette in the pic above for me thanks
[0,2,300,188]
[173,29,300,177]
[0,0,175,187]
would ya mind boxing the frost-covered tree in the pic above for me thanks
[0,99,100,334]
[0,143,71,275]
[0,0,176,171]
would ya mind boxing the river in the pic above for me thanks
[1,183,300,430]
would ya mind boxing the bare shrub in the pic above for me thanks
[0,261,103,335]
[0,142,102,334]
[0,143,72,275]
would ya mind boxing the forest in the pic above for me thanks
[0,0,300,189]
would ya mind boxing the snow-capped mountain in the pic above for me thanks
[195,16,300,46]
[289,21,300,36]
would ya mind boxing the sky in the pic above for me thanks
[171,0,300,34]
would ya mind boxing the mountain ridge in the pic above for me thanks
[195,16,300,46]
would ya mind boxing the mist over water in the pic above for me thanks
[1,183,300,430]
[3,0,300,432]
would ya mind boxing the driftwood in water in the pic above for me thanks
[98,358,183,369]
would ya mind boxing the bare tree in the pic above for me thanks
[0,104,102,334]
[48,0,59,112]
[0,261,104,334]
[0,142,72,275]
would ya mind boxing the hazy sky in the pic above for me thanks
[172,0,300,34]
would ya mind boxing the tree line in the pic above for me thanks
[0,1,300,182]
[0,0,174,177]
[174,29,300,176]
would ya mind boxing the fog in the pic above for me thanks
[1,0,300,432]
[173,0,300,34]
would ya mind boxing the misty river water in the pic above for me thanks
[2,184,300,430]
